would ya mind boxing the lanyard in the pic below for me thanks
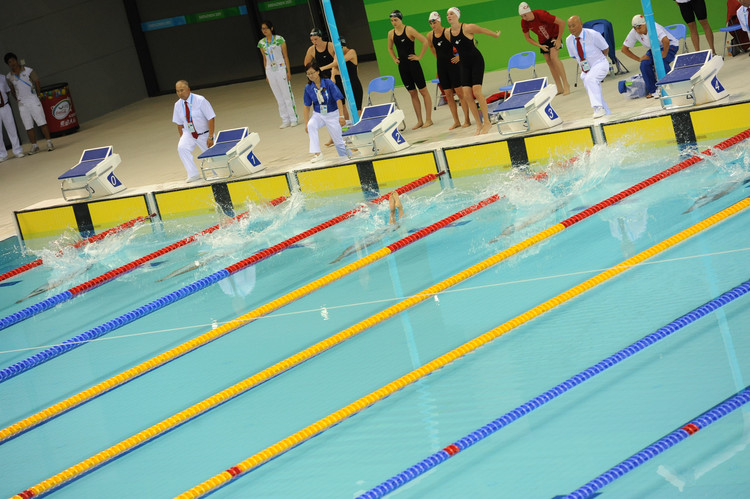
[264,36,276,63]
[13,72,32,89]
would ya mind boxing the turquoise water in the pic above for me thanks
[0,140,749,498]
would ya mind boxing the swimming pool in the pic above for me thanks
[0,136,749,498]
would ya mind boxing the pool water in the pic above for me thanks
[0,140,749,498]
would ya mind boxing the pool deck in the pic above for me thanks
[1,49,749,242]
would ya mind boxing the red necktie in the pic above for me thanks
[576,37,584,61]
[184,100,198,139]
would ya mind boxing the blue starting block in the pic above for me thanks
[342,103,408,157]
[58,146,125,201]
[655,50,728,110]
[197,127,263,180]
[490,77,561,135]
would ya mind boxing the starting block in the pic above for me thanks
[342,103,408,157]
[197,127,263,180]
[58,146,125,201]
[655,50,728,110]
[490,77,561,135]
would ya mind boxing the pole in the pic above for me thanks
[321,0,359,124]
[641,0,671,105]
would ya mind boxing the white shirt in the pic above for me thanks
[566,28,609,68]
[172,92,215,134]
[257,35,287,70]
[6,67,38,102]
[623,23,679,49]
[738,6,750,33]
[0,75,11,105]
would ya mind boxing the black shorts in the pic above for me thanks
[436,58,461,90]
[677,0,707,23]
[334,75,346,103]
[539,39,557,54]
[398,59,426,91]
[459,52,485,87]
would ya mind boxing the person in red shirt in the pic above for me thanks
[519,2,570,95]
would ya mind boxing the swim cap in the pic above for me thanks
[632,14,646,27]
[428,11,440,22]
[447,7,460,19]
[309,28,323,37]
[390,10,403,20]
[518,2,531,15]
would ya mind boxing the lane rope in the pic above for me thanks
[0,190,498,444]
[566,386,750,498]
[0,198,287,332]
[0,214,156,283]
[175,196,750,499]
[359,279,750,497]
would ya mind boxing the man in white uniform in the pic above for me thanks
[4,52,54,154]
[566,15,611,119]
[621,15,680,98]
[0,74,24,162]
[172,80,215,183]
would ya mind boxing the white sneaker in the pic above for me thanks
[0,157,7,163]
[186,175,201,183]
[592,107,606,119]
[28,144,40,155]
[311,154,324,163]
[279,122,290,129]
[47,140,55,151]
[290,121,299,127]
[16,152,24,158]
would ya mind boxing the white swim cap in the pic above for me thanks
[519,2,532,15]
[632,14,646,27]
[429,11,440,22]
[447,7,460,19]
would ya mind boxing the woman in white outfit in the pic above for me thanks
[257,20,298,128]
[302,61,348,163]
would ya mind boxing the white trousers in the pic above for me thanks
[267,66,298,125]
[308,111,347,157]
[0,104,24,158]
[580,59,610,113]
[177,131,209,177]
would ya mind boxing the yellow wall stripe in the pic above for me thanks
[603,116,676,148]
[445,141,512,177]
[15,206,77,241]
[525,128,594,164]
[372,153,436,189]
[177,196,750,498]
[297,164,362,196]
[690,102,750,143]
[226,176,290,210]
[154,186,216,220]
[87,196,150,232]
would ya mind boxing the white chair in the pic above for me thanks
[58,146,125,201]
[655,50,728,110]
[341,103,408,157]
[197,127,263,180]
[490,77,562,135]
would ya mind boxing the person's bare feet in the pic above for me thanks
[422,120,433,128]
[325,139,334,147]
[449,121,461,130]
[480,122,492,135]
[474,125,482,136]
[563,86,570,95]
[412,122,423,130]
[461,121,471,128]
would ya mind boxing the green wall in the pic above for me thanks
[363,0,726,86]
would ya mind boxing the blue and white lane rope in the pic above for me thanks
[358,279,750,498]
[566,385,750,498]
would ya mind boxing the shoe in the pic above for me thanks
[592,107,606,119]
[279,122,290,129]
[16,152,24,158]
[47,140,55,151]
[311,154,324,163]
[186,175,201,183]
[0,157,6,163]
[344,120,353,126]
[28,144,40,155]
[290,121,299,127]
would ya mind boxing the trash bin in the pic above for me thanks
[40,82,79,137]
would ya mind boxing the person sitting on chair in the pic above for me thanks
[621,14,680,98]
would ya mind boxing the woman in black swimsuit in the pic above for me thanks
[426,10,471,129]
[446,7,501,135]
[387,10,433,129]
[339,38,364,112]
[305,28,351,123]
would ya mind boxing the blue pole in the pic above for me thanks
[321,0,360,124]
[641,0,671,105]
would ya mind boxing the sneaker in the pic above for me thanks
[279,122,290,129]
[47,140,55,151]
[28,144,40,155]
[290,121,299,127]
[592,107,606,119]
[186,175,201,183]
[0,157,6,163]
[311,153,324,163]
[16,152,24,158]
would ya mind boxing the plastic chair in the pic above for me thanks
[499,51,537,93]
[573,19,629,87]
[720,24,744,57]
[666,24,689,53]
[366,75,404,130]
